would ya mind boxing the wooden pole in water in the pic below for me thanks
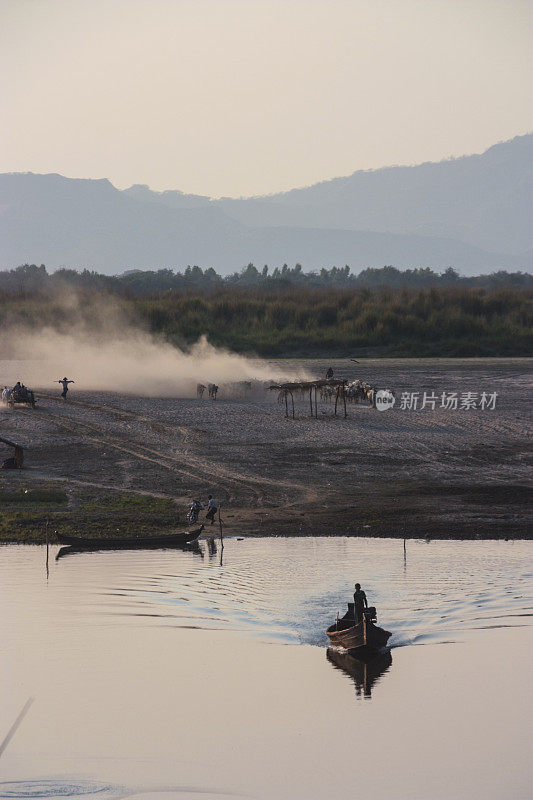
[290,391,295,419]
[218,505,224,566]
[45,517,49,579]
[284,391,288,418]
[309,388,313,417]
[314,386,318,418]
[343,382,347,418]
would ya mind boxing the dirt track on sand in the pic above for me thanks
[1,358,531,539]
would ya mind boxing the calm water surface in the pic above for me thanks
[1,538,531,800]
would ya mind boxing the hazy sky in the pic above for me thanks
[1,0,531,197]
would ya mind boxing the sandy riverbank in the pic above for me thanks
[0,359,531,541]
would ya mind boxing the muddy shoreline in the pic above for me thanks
[1,359,531,543]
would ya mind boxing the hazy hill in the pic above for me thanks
[0,172,243,271]
[0,135,531,274]
[217,134,533,256]
[141,134,532,257]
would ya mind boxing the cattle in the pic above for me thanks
[345,380,393,407]
[345,380,366,403]
[208,383,219,400]
[196,383,206,398]
[320,386,335,403]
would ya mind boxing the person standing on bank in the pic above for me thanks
[353,582,368,623]
[206,495,218,525]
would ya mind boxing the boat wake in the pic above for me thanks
[33,537,533,651]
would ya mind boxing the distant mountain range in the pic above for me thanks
[1,134,531,275]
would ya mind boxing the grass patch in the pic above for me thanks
[79,492,176,514]
[0,487,68,506]
[0,484,181,543]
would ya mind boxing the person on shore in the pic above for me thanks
[353,583,368,623]
[206,495,218,525]
[57,377,74,398]
[326,367,334,380]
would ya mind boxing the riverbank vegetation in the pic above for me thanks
[1,264,531,356]
[0,481,179,542]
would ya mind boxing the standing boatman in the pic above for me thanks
[353,582,368,623]
[56,377,75,398]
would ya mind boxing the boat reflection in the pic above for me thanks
[326,647,392,698]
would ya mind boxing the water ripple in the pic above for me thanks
[0,781,118,799]
[1,538,531,649]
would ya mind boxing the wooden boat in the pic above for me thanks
[55,539,202,560]
[56,525,203,550]
[326,604,391,654]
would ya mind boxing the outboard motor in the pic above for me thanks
[342,603,378,622]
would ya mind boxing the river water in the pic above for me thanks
[1,538,531,800]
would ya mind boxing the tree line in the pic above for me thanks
[1,262,532,296]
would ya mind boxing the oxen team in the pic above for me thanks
[196,381,254,400]
[197,383,218,399]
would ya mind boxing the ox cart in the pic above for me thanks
[2,386,36,409]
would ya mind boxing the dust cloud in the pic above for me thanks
[0,313,308,398]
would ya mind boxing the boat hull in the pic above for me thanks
[326,617,391,653]
[56,526,203,549]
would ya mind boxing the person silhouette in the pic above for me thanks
[206,495,218,525]
[57,377,74,398]
[353,582,368,624]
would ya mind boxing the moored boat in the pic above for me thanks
[56,525,203,550]
[326,603,391,654]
